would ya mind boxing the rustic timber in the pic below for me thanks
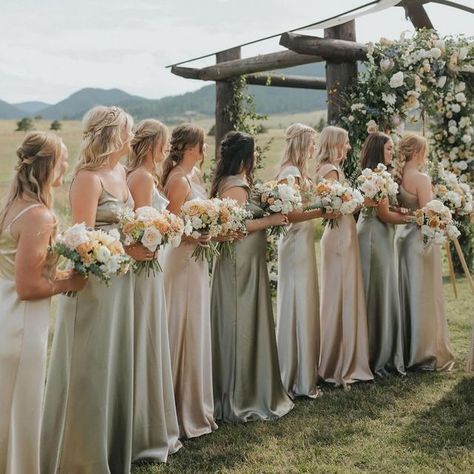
[398,0,434,29]
[280,32,368,62]
[215,47,241,158]
[324,21,358,124]
[172,50,321,81]
[246,74,326,89]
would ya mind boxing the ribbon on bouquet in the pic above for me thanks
[446,237,474,297]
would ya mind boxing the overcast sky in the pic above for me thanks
[0,0,472,104]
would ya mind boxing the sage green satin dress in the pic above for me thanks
[210,176,294,423]
[357,213,405,376]
[276,166,320,397]
[0,204,55,474]
[317,164,373,389]
[131,188,181,462]
[395,186,454,371]
[41,188,136,474]
[162,171,217,438]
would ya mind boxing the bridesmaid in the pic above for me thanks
[161,124,217,438]
[275,123,324,398]
[357,132,409,376]
[126,119,181,461]
[393,133,454,371]
[469,324,474,373]
[0,132,85,474]
[315,126,373,389]
[41,106,153,473]
[210,131,294,423]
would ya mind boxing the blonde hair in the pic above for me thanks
[393,133,428,183]
[0,131,63,231]
[161,123,205,187]
[75,105,133,174]
[278,123,316,180]
[127,119,169,184]
[315,126,349,171]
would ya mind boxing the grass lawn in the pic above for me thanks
[129,275,473,474]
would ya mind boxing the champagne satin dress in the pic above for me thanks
[276,166,321,397]
[162,171,217,438]
[210,176,294,422]
[41,187,136,474]
[131,188,181,462]
[0,204,56,474]
[357,213,405,376]
[395,186,454,371]
[317,164,373,389]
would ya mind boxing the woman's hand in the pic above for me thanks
[63,272,88,293]
[324,211,341,220]
[268,213,289,227]
[125,243,155,261]
[364,197,379,208]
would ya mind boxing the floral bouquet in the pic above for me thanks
[215,197,252,259]
[254,175,302,236]
[433,171,474,218]
[357,163,399,216]
[53,223,130,295]
[119,206,184,276]
[305,179,364,228]
[413,199,460,246]
[181,198,221,261]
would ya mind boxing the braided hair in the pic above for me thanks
[392,133,428,184]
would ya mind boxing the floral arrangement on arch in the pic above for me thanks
[337,29,474,184]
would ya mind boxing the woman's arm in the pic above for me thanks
[377,198,412,225]
[14,208,86,300]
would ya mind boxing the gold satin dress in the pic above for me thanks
[41,188,137,474]
[395,186,454,371]
[0,204,56,474]
[210,176,294,422]
[162,171,217,438]
[276,166,321,397]
[317,164,373,389]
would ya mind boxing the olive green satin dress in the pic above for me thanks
[0,204,56,474]
[276,166,320,397]
[131,188,181,462]
[317,164,373,389]
[395,186,454,371]
[41,188,136,474]
[162,171,217,438]
[357,214,405,376]
[210,175,294,423]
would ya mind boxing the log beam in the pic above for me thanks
[398,0,434,29]
[172,50,321,81]
[246,74,326,89]
[215,47,241,158]
[324,21,358,124]
[280,32,368,62]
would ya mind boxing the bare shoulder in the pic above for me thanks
[73,169,102,190]
[16,206,56,238]
[167,171,190,192]
[128,168,154,188]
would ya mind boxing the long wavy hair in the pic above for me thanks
[0,131,63,231]
[127,119,169,187]
[277,123,316,181]
[75,105,133,174]
[314,126,349,172]
[360,132,391,170]
[160,123,205,187]
[392,133,428,183]
[210,131,255,198]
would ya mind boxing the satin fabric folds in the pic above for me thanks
[395,186,454,372]
[210,175,294,423]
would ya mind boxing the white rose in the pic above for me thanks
[141,227,162,252]
[455,92,466,103]
[95,245,111,263]
[380,58,393,71]
[389,71,404,88]
[437,76,447,88]
[433,39,445,50]
[462,135,472,144]
[449,126,458,135]
[62,223,89,249]
[430,47,442,59]
[455,82,466,93]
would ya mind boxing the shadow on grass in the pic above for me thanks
[131,371,453,473]
[402,376,474,453]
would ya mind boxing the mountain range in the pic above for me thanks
[0,63,327,121]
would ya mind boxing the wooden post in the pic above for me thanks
[215,47,241,159]
[324,20,358,124]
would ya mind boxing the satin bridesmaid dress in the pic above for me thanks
[131,188,181,462]
[276,166,321,397]
[0,204,56,474]
[357,213,405,376]
[41,186,136,474]
[469,323,474,373]
[210,175,294,422]
[317,164,373,389]
[395,186,454,371]
[162,170,217,438]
